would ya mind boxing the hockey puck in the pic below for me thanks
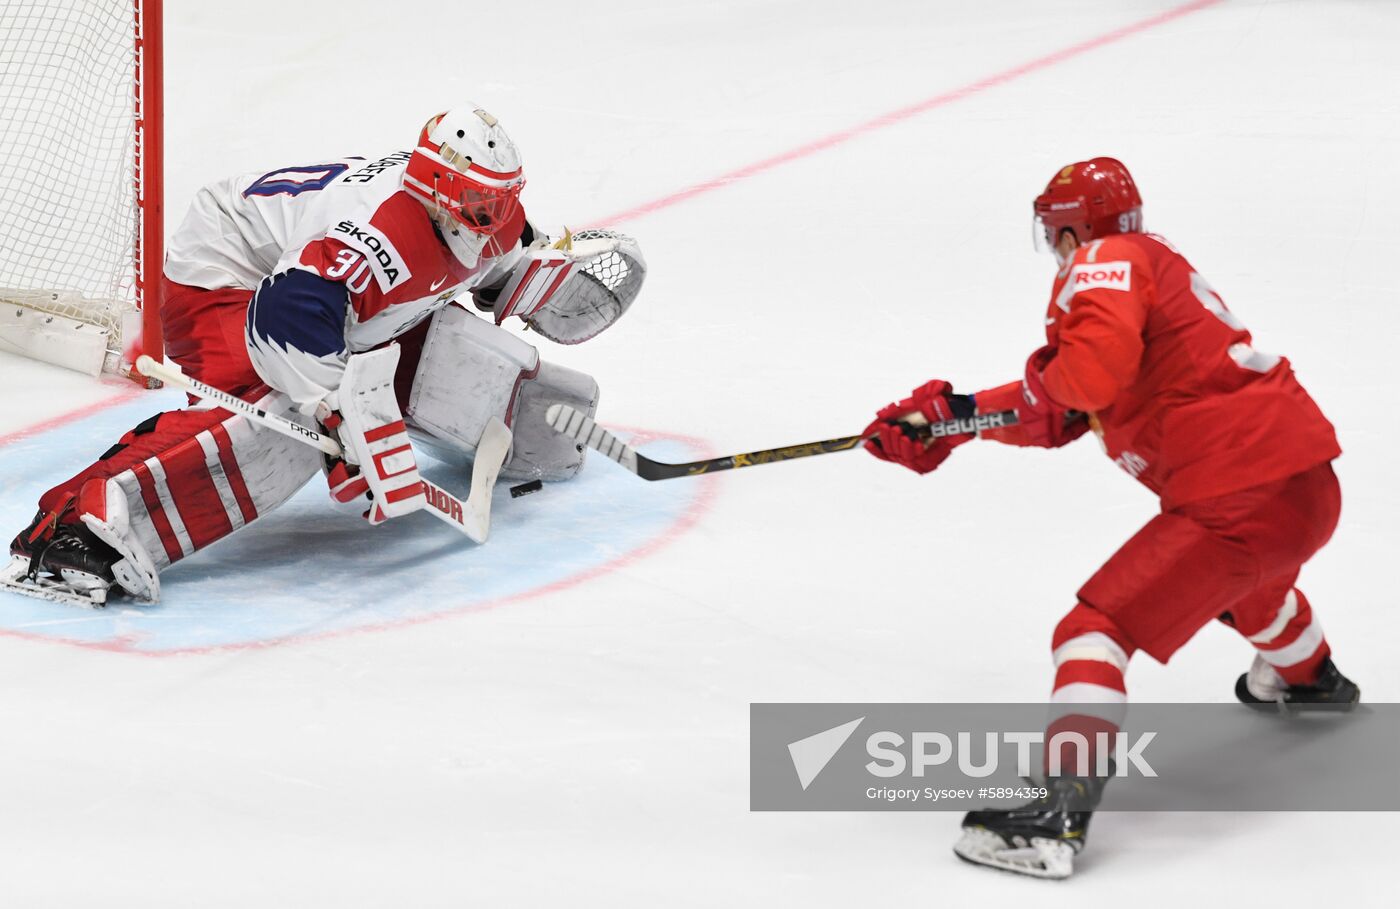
[510,479,544,498]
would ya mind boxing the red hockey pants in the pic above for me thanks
[1073,460,1341,665]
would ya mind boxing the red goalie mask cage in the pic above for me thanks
[0,0,164,380]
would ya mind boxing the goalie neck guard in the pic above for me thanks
[403,106,525,241]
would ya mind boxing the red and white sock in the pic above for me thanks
[1245,588,1330,687]
[1045,603,1133,776]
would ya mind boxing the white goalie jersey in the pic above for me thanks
[163,151,643,412]
[165,151,511,291]
[164,151,529,412]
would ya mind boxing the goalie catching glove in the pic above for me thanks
[477,228,646,344]
[318,346,426,525]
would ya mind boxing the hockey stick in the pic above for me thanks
[544,404,1019,481]
[135,356,505,543]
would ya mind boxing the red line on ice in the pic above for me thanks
[0,385,148,449]
[592,0,1225,226]
[0,426,721,657]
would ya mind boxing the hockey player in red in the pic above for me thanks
[864,158,1359,879]
[3,104,643,607]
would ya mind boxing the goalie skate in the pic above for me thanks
[3,515,123,608]
[3,501,160,608]
[1,556,109,608]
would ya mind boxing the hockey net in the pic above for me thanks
[0,0,162,377]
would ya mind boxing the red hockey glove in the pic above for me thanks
[319,410,389,525]
[862,379,976,475]
[1013,345,1097,448]
[325,457,370,506]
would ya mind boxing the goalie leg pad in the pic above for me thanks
[102,398,322,575]
[22,396,321,599]
[404,305,530,468]
[507,360,599,481]
[404,306,598,481]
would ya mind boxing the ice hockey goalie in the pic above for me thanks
[2,104,646,608]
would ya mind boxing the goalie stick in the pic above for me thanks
[544,404,1020,481]
[135,356,508,544]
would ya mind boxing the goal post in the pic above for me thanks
[0,0,163,380]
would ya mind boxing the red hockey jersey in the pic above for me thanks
[989,233,1339,508]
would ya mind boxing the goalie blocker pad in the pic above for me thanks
[406,305,599,482]
[337,347,427,522]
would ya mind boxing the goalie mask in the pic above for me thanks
[403,106,525,264]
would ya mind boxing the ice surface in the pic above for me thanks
[0,0,1396,905]
[0,392,712,652]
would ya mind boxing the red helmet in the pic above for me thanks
[1033,157,1142,251]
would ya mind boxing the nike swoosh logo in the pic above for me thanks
[430,276,448,292]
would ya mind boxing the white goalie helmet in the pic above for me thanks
[403,105,525,265]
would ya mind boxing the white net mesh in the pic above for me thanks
[0,0,139,365]
[571,229,642,298]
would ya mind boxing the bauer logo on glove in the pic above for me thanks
[862,380,979,475]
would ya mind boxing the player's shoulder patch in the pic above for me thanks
[1051,235,1156,311]
[1067,259,1132,293]
[327,210,414,294]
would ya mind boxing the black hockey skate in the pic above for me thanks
[1235,655,1360,713]
[2,510,123,607]
[953,774,1108,880]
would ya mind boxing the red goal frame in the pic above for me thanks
[133,0,164,380]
